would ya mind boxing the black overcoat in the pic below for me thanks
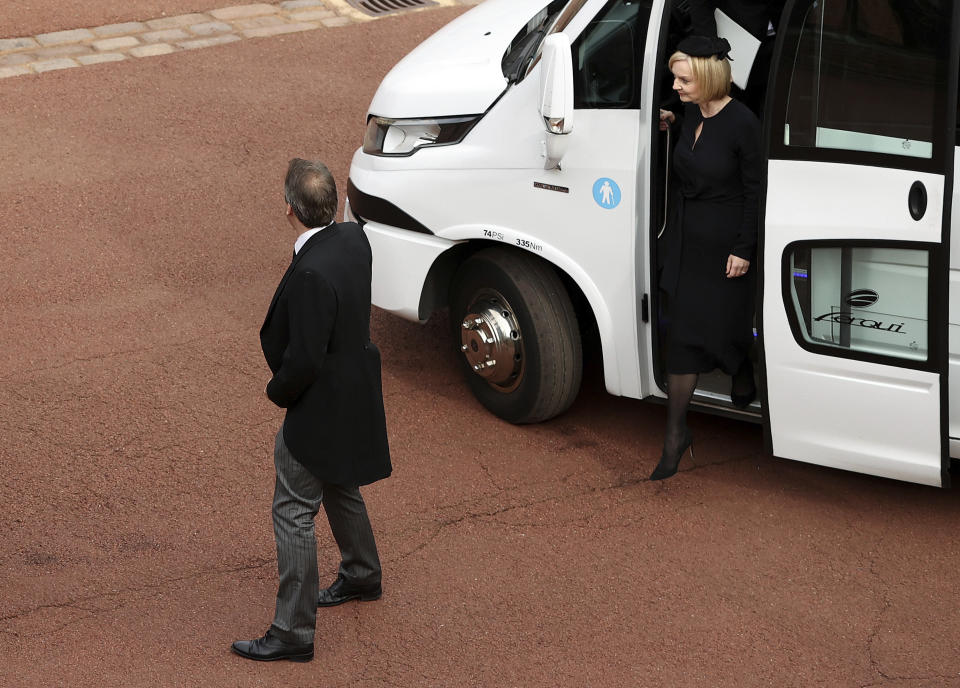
[260,222,391,486]
[659,100,761,375]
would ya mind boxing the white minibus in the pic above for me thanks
[346,0,960,487]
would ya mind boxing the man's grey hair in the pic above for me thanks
[284,158,338,228]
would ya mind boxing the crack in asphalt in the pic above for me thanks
[0,346,163,382]
[385,457,748,567]
[861,674,960,688]
[849,532,959,688]
[860,535,895,684]
[866,595,894,683]
[0,557,272,627]
[383,523,445,568]
[2,449,752,645]
[673,452,749,477]
[0,332,247,383]
[464,453,747,519]
[488,512,646,532]
[472,448,504,493]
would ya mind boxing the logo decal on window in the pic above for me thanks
[845,289,879,308]
[813,311,903,334]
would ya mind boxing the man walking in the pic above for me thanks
[232,158,392,663]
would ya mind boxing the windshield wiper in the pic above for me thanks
[504,28,546,83]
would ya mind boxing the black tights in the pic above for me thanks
[664,372,698,456]
[664,358,752,451]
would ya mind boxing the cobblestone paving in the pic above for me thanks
[0,0,481,79]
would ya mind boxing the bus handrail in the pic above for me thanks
[658,126,671,240]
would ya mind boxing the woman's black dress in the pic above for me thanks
[660,99,762,375]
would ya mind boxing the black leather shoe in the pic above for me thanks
[649,431,694,481]
[231,629,313,662]
[317,577,382,607]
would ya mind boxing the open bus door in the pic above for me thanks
[760,0,959,486]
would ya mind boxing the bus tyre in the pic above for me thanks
[450,247,582,424]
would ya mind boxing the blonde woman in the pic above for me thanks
[651,36,762,481]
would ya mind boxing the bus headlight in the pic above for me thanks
[362,115,480,156]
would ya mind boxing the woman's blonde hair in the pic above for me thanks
[668,51,732,103]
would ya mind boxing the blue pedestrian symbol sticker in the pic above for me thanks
[593,178,621,209]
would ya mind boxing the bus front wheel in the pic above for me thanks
[450,247,582,424]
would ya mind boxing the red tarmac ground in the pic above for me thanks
[3,4,960,688]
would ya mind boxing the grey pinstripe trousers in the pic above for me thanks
[270,429,382,644]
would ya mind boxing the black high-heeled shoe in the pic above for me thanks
[731,359,757,409]
[649,432,694,481]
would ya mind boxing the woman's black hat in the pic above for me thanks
[677,35,733,60]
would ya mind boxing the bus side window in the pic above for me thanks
[571,0,653,109]
[788,245,930,362]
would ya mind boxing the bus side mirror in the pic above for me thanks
[539,33,574,170]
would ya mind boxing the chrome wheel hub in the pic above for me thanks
[459,290,523,392]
